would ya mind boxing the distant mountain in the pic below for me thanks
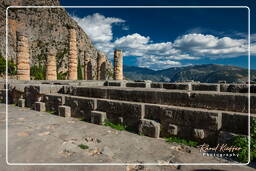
[124,64,256,83]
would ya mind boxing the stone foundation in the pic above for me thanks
[1,80,255,145]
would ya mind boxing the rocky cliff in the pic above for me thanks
[0,0,112,79]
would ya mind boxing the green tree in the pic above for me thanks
[0,53,16,75]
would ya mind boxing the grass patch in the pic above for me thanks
[104,121,126,131]
[231,118,256,163]
[46,110,55,115]
[78,144,89,150]
[165,136,198,147]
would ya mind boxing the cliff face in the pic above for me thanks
[0,0,112,79]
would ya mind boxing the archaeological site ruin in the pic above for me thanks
[0,2,255,167]
[0,26,255,145]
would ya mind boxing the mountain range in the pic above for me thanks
[124,64,256,83]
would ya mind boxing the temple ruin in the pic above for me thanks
[7,29,255,147]
[1,80,255,145]
[14,29,122,81]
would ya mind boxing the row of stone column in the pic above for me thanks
[15,29,123,81]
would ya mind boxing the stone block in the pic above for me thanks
[126,82,146,88]
[167,124,178,136]
[44,94,65,113]
[138,119,160,138]
[193,129,205,139]
[117,117,124,124]
[65,96,95,120]
[91,111,107,125]
[222,112,250,135]
[162,83,189,90]
[218,131,240,144]
[97,99,143,132]
[18,98,25,107]
[35,102,46,112]
[58,105,71,117]
[145,104,222,131]
[151,83,163,88]
[188,92,249,113]
[192,84,219,91]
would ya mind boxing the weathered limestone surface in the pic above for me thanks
[5,103,256,169]
[97,51,106,80]
[46,49,57,80]
[18,98,25,107]
[220,84,256,93]
[71,86,253,113]
[139,119,160,138]
[97,99,143,132]
[65,96,96,120]
[58,105,71,117]
[113,49,123,80]
[1,80,256,145]
[68,28,77,80]
[144,104,222,131]
[44,93,65,114]
[83,52,90,80]
[16,32,30,80]
[35,101,46,112]
[192,84,220,92]
[91,110,107,125]
[162,83,189,90]
[222,112,249,135]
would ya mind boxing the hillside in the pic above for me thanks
[0,0,112,79]
[124,64,256,83]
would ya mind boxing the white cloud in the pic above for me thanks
[173,33,249,58]
[137,56,182,70]
[71,13,255,70]
[72,13,125,43]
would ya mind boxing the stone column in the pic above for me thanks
[68,28,77,80]
[84,52,89,80]
[114,49,123,80]
[46,49,57,80]
[97,51,106,80]
[16,32,30,80]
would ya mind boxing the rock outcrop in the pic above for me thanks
[0,0,112,79]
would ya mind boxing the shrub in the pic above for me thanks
[231,118,256,163]
[30,65,46,80]
[0,53,16,75]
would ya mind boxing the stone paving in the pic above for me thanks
[0,104,254,171]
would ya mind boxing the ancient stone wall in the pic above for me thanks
[1,80,255,145]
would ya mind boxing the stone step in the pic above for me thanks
[69,86,255,113]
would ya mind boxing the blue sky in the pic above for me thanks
[61,0,256,70]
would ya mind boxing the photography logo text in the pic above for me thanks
[199,143,242,158]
